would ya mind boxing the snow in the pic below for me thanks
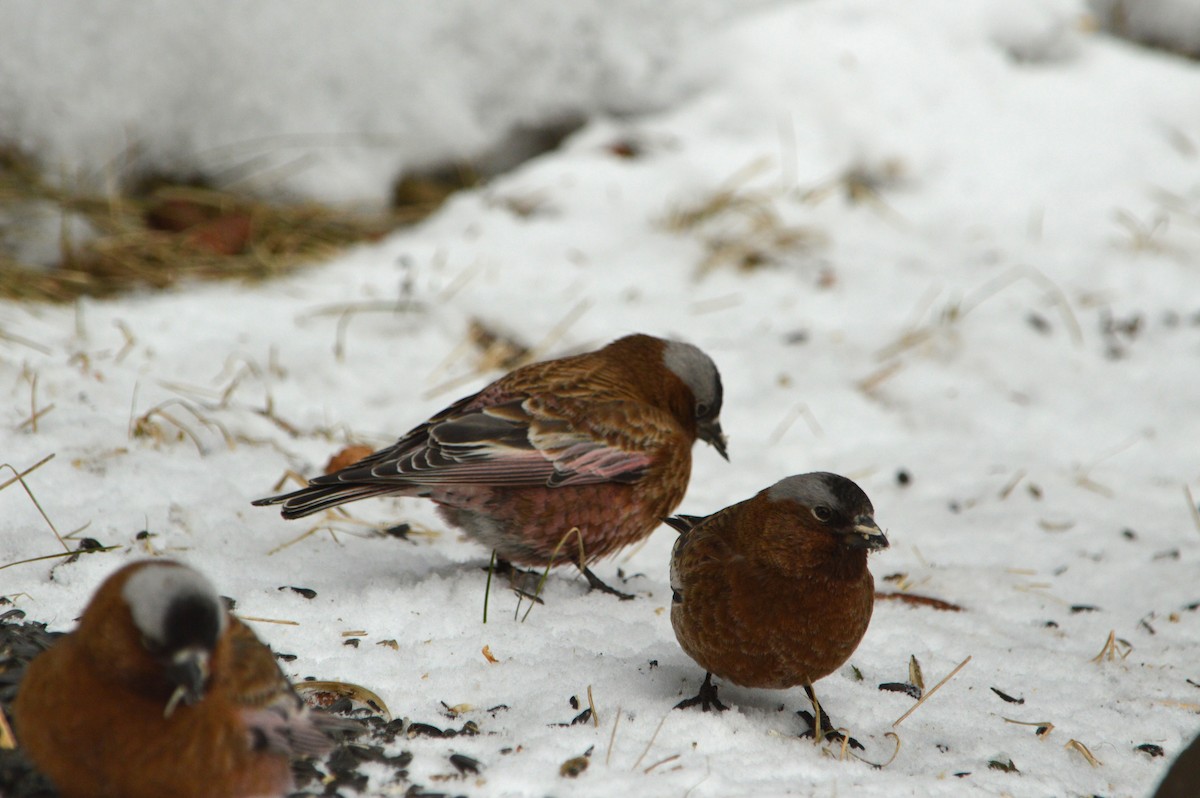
[0,0,757,204]
[4,1,1200,796]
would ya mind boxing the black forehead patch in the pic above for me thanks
[768,472,873,516]
[160,592,223,654]
[706,371,724,418]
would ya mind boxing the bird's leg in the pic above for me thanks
[579,566,635,601]
[675,672,728,712]
[797,684,863,750]
[484,558,547,603]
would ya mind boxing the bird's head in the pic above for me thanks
[767,472,889,553]
[662,339,728,461]
[121,562,227,717]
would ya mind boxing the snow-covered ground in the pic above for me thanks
[4,1,1200,796]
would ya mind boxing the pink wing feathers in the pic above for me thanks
[254,394,654,518]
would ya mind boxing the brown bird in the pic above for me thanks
[254,333,728,597]
[668,472,888,746]
[13,560,355,798]
[1155,730,1200,798]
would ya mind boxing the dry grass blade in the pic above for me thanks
[0,703,16,750]
[0,327,52,354]
[483,550,496,624]
[266,521,340,556]
[875,266,1082,368]
[1,544,121,571]
[605,706,622,767]
[892,656,971,727]
[1091,630,1133,663]
[130,398,237,455]
[908,655,925,693]
[769,402,822,444]
[1185,484,1200,534]
[1065,739,1102,767]
[518,526,586,622]
[1003,717,1055,737]
[586,684,599,727]
[0,453,56,495]
[998,469,1027,500]
[632,712,670,771]
[643,753,680,774]
[235,615,300,626]
[0,454,66,551]
[874,592,963,612]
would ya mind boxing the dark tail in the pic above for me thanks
[662,513,707,534]
[252,484,404,519]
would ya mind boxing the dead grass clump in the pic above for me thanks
[0,145,468,303]
[664,161,824,277]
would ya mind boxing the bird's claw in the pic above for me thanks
[675,674,728,712]
[580,567,635,601]
[797,709,864,751]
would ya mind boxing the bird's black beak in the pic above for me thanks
[699,420,729,461]
[163,647,210,718]
[843,515,889,551]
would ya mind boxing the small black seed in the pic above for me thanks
[1136,743,1164,758]
[878,682,921,699]
[407,722,448,738]
[990,687,1024,704]
[449,753,482,775]
[385,523,412,539]
[1026,312,1051,334]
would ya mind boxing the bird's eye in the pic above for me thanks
[696,402,710,418]
[811,506,833,523]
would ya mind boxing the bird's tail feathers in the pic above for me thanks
[253,484,406,519]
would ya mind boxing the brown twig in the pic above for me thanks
[875,592,963,612]
[892,656,971,727]
[1185,484,1200,534]
[632,712,671,772]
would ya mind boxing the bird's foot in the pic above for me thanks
[487,559,547,597]
[797,708,864,751]
[675,673,728,712]
[580,567,635,601]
